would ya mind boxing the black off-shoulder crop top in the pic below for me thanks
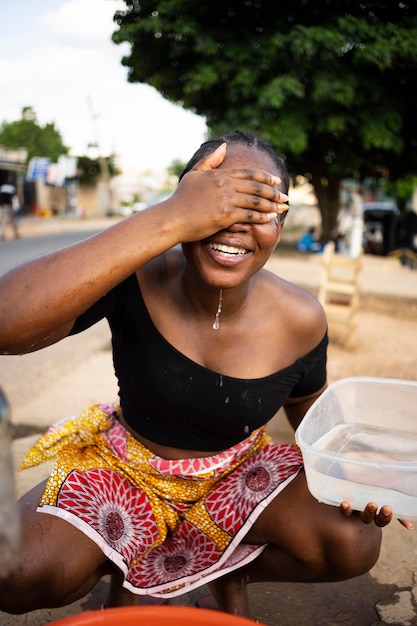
[70,273,328,451]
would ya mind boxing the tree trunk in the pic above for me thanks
[309,170,341,243]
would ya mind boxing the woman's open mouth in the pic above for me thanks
[207,243,249,257]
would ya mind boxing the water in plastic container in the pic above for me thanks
[306,423,417,519]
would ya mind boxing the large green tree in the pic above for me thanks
[0,107,68,163]
[112,1,417,240]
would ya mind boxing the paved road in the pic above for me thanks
[0,229,102,275]
[0,225,116,434]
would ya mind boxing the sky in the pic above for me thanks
[1,0,208,174]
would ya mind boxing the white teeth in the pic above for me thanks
[208,243,247,255]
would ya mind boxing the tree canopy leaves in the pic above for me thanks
[112,1,417,238]
[0,107,68,163]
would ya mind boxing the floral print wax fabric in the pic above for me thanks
[20,403,303,598]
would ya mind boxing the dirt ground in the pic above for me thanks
[273,236,417,386]
[326,293,417,384]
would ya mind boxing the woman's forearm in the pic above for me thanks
[0,155,285,354]
[0,204,180,354]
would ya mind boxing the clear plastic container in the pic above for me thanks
[295,377,417,519]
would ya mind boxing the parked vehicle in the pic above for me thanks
[363,202,399,255]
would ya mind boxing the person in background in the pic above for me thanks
[333,231,348,254]
[0,131,410,621]
[0,176,20,240]
[297,225,322,252]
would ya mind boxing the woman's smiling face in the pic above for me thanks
[181,143,285,290]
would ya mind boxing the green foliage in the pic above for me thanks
[112,1,417,238]
[76,156,102,185]
[0,107,68,162]
[77,155,119,185]
[384,175,417,203]
[0,107,119,186]
[167,158,186,178]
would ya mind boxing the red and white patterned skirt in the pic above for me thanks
[20,403,303,598]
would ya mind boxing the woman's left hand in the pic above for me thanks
[339,501,414,530]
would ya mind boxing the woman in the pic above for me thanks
[0,131,406,619]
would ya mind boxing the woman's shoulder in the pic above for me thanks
[260,269,327,345]
[262,268,322,308]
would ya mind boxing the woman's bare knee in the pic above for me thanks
[324,516,382,580]
[0,559,108,614]
[286,503,383,581]
[245,472,383,583]
[0,481,108,614]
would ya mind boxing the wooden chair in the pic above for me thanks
[318,242,362,348]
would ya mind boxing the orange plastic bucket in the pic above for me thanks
[49,605,264,625]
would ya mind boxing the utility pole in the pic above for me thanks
[86,95,113,215]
